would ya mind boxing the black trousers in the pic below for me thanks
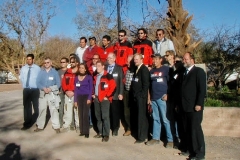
[123,90,131,131]
[77,95,90,134]
[94,98,110,136]
[110,100,121,131]
[23,88,39,127]
[184,110,205,158]
[134,96,149,141]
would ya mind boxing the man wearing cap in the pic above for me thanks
[146,54,174,147]
[83,36,100,68]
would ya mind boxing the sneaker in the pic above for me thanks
[55,128,60,134]
[34,128,44,132]
[165,142,174,148]
[61,127,70,133]
[146,139,160,146]
[123,130,131,136]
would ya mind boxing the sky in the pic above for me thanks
[5,0,240,41]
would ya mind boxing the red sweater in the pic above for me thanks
[93,70,116,102]
[83,45,100,68]
[62,69,76,92]
[114,41,133,67]
[133,38,153,66]
[97,45,114,62]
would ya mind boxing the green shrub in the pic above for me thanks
[205,98,223,107]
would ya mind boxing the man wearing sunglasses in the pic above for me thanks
[35,57,61,133]
[153,29,175,57]
[133,28,153,68]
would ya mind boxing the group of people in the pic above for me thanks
[20,28,206,160]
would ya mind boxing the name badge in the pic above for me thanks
[135,78,139,82]
[113,73,118,77]
[104,84,108,88]
[174,74,178,79]
[76,83,80,87]
[142,55,144,58]
[49,77,54,80]
[104,51,107,54]
[157,78,163,82]
[159,72,162,76]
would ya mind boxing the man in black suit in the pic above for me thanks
[180,52,206,160]
[106,53,124,136]
[131,53,150,144]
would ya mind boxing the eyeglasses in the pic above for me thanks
[44,62,50,64]
[60,61,66,63]
[70,61,76,63]
[138,32,144,35]
[157,34,162,36]
[165,55,169,57]
[118,35,124,37]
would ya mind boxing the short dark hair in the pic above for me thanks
[69,53,76,58]
[118,29,126,36]
[27,54,34,59]
[60,57,69,63]
[156,29,165,34]
[102,35,111,41]
[80,37,87,43]
[70,56,80,64]
[138,28,148,34]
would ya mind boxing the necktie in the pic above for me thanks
[26,67,31,88]
[108,66,113,74]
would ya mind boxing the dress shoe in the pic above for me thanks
[34,128,44,132]
[179,150,189,156]
[165,142,174,148]
[112,130,118,136]
[123,130,131,136]
[188,157,205,160]
[102,136,109,142]
[21,126,29,130]
[94,134,102,138]
[79,133,85,136]
[55,128,60,134]
[134,140,145,144]
[146,139,160,146]
[85,134,89,138]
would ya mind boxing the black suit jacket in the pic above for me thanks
[105,64,124,100]
[181,66,206,112]
[131,64,150,98]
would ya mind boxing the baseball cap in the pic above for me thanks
[89,36,96,41]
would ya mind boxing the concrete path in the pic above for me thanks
[0,90,239,160]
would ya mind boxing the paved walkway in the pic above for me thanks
[0,90,239,160]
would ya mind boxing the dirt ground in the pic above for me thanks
[0,84,240,160]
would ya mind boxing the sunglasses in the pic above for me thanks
[118,35,124,37]
[165,55,169,57]
[70,61,76,63]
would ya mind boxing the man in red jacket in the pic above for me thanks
[83,36,100,68]
[92,61,116,142]
[133,28,153,68]
[114,30,133,74]
[61,56,79,132]
[98,35,114,62]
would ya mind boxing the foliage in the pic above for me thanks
[205,87,240,107]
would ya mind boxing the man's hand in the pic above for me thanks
[66,91,74,98]
[103,97,108,100]
[162,94,168,101]
[74,102,78,108]
[87,100,91,104]
[43,88,49,94]
[118,94,123,100]
[195,105,202,111]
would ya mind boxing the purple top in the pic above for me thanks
[74,74,93,102]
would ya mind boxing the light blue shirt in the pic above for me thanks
[36,67,61,90]
[95,72,103,96]
[20,64,41,88]
[107,63,115,74]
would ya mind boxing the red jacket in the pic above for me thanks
[114,41,133,67]
[133,39,153,66]
[62,69,76,92]
[97,45,114,62]
[93,70,116,102]
[83,45,100,68]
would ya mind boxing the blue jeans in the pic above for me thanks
[151,98,173,142]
